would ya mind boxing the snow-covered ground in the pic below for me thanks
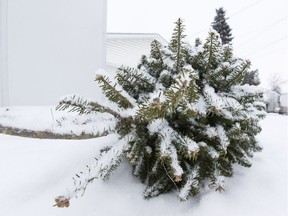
[0,107,287,216]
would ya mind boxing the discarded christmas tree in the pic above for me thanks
[54,18,265,207]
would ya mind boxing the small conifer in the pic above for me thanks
[55,19,265,207]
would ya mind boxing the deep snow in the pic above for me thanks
[0,107,287,216]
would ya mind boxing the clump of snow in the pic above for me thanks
[180,136,199,153]
[148,119,183,176]
[205,126,217,138]
[148,119,171,156]
[178,168,199,201]
[203,84,225,111]
[95,68,107,77]
[216,125,230,150]
[192,95,207,115]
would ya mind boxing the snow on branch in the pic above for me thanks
[57,95,121,118]
[216,125,230,151]
[148,119,184,178]
[95,74,134,109]
[54,133,132,207]
[203,84,225,114]
[178,167,199,201]
[209,175,226,193]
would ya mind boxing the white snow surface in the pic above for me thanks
[0,107,287,216]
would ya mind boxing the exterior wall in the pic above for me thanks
[279,93,288,114]
[0,0,8,106]
[263,90,281,113]
[106,33,168,72]
[0,0,106,106]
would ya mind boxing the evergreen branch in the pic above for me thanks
[175,20,183,73]
[178,167,200,201]
[56,95,120,118]
[222,46,233,62]
[116,66,155,99]
[137,72,198,122]
[136,97,169,122]
[138,40,168,80]
[166,80,188,112]
[95,75,134,109]
[204,32,221,72]
[148,119,184,181]
[150,40,165,64]
[143,177,168,199]
[162,161,180,191]
[54,134,132,207]
[185,73,199,104]
[173,134,199,160]
[225,60,251,89]
[166,71,198,113]
[170,18,187,74]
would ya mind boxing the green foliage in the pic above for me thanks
[116,66,155,100]
[55,18,266,206]
[191,32,251,93]
[203,31,222,71]
[95,75,133,109]
[138,40,168,79]
[56,95,120,117]
[170,18,188,74]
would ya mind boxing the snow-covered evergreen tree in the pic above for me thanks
[54,19,265,207]
[212,7,233,45]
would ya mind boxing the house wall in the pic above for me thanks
[0,0,8,106]
[263,90,280,113]
[106,33,168,71]
[0,0,106,106]
[279,93,288,114]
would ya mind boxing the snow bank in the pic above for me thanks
[0,111,287,216]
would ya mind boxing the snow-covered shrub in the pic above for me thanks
[54,18,265,207]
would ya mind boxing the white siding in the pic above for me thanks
[1,0,106,106]
[0,0,8,106]
[106,33,167,70]
[263,90,280,113]
[280,93,288,114]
